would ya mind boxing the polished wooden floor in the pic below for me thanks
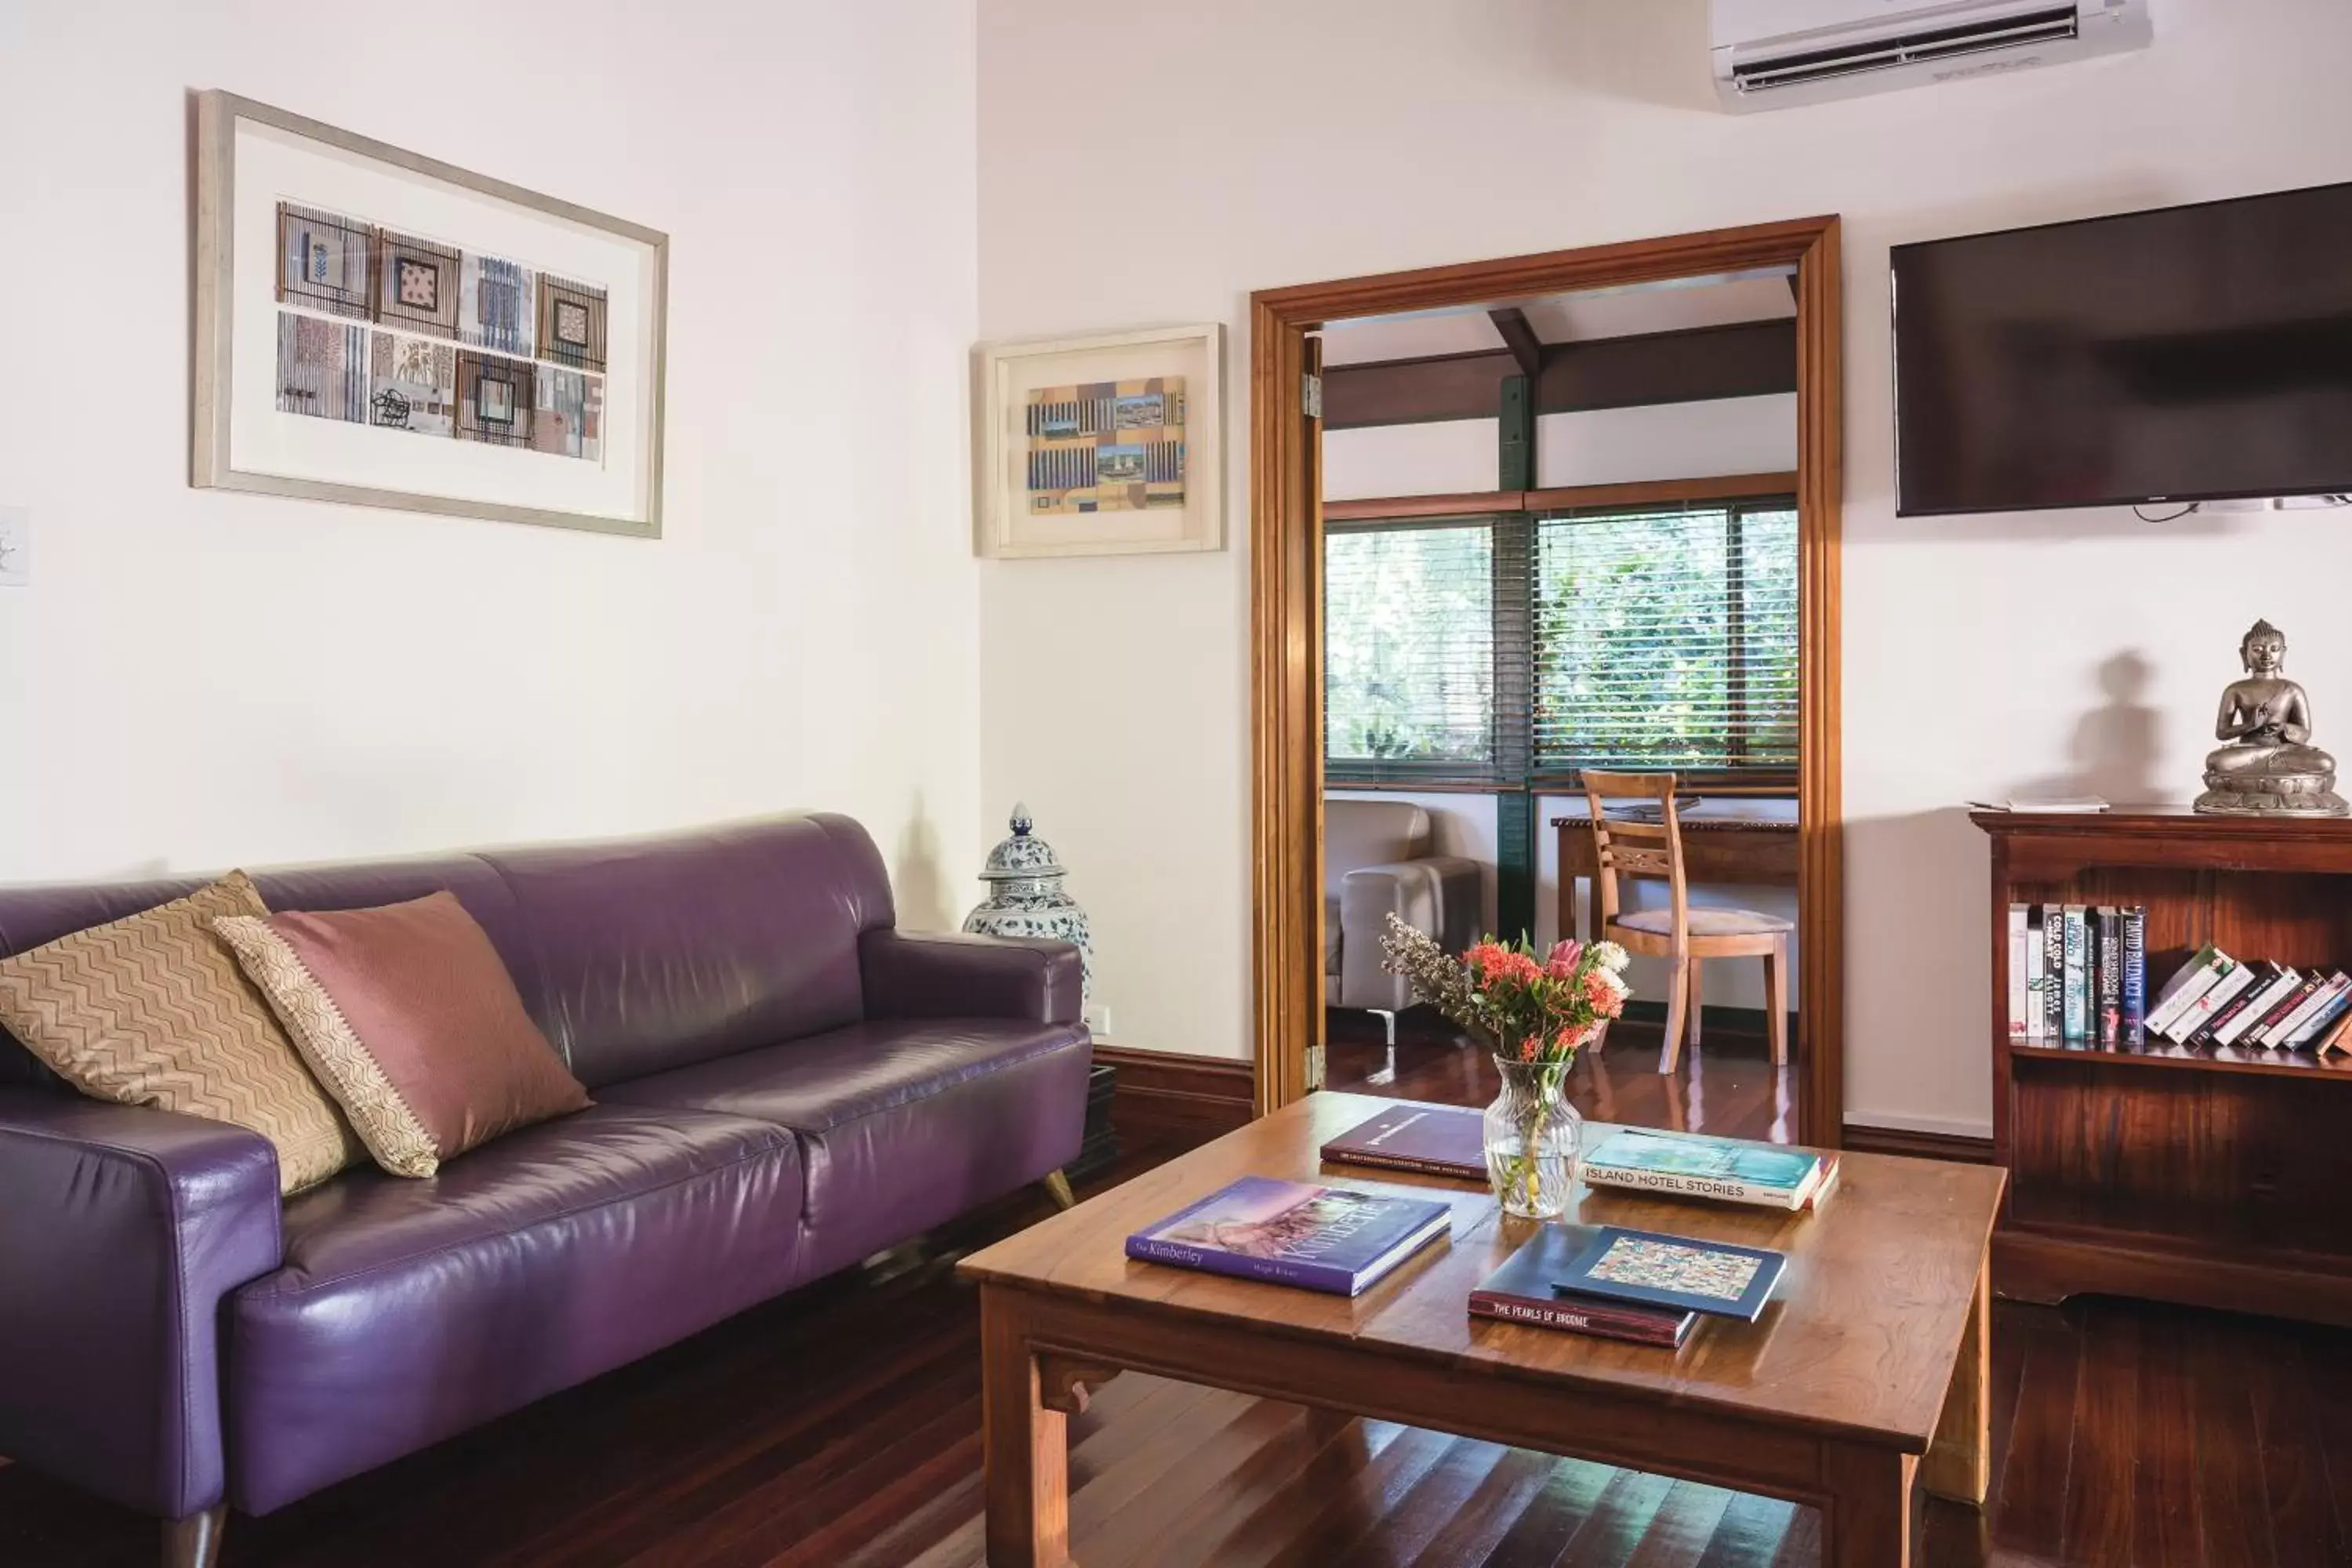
[1327,1007,1797,1144]
[6,1146,2351,1566]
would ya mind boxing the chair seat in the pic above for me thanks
[1613,906,1792,937]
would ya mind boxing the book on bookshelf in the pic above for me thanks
[1468,1225,1695,1348]
[2062,906,2090,1043]
[2285,977,2352,1049]
[2187,965,2277,1047]
[1544,1225,1787,1323]
[1319,1102,1485,1181]
[1124,1177,1452,1296]
[2318,1006,2352,1056]
[2164,955,2256,1043]
[2096,906,2124,1047]
[2121,908,2148,1046]
[2007,906,2031,1040]
[2144,944,2230,1037]
[2244,971,2322,1047]
[2042,903,2067,1040]
[2026,906,2049,1042]
[2212,965,2301,1047]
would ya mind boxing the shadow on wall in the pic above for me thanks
[2005,648,2170,805]
[894,793,953,932]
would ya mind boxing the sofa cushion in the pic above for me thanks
[477,814,895,1088]
[216,895,590,1178]
[0,873,364,1193]
[598,1018,1092,1279]
[225,1103,802,1514]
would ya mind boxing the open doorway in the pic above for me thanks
[1249,218,1845,1147]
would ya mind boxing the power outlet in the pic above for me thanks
[0,507,25,587]
[1083,1004,1111,1038]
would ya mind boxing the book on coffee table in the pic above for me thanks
[1581,1127,1831,1210]
[1319,1102,1486,1181]
[1548,1225,1786,1322]
[1469,1224,1696,1348]
[1124,1176,1453,1296]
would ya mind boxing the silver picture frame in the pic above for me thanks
[193,90,669,537]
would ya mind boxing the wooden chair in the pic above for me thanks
[1580,769,1791,1075]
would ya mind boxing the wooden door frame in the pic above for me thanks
[1248,215,1847,1146]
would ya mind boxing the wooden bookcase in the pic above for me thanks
[1976,808,2352,1327]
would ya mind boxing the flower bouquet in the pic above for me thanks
[1379,914,1631,1218]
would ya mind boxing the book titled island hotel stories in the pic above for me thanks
[1125,1177,1453,1296]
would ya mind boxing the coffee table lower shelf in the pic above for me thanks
[975,1270,1988,1568]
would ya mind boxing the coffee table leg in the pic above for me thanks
[1923,1251,1991,1505]
[982,1287,1070,1568]
[1821,1443,1915,1567]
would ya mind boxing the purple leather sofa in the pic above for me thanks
[0,814,1090,1566]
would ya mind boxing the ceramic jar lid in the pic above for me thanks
[978,804,1066,882]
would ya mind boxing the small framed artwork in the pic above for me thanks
[193,91,667,537]
[978,323,1222,557]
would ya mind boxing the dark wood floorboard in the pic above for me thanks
[7,1143,2352,1566]
[1327,1007,1797,1145]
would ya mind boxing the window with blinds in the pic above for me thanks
[1323,517,1522,781]
[1533,502,1798,777]
[1323,496,1796,787]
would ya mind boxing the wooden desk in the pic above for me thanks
[960,1093,2004,1567]
[1554,812,1801,945]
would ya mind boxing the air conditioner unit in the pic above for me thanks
[1711,0,2153,113]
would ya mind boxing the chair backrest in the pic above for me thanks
[1323,799,1432,898]
[1578,769,1687,942]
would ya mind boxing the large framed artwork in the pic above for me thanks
[978,324,1223,557]
[194,92,668,537]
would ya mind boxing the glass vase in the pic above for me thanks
[1483,1054,1583,1219]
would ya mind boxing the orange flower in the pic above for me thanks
[1464,941,1510,976]
[1582,969,1625,1017]
[1519,1035,1541,1062]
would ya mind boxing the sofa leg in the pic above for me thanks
[1043,1168,1076,1211]
[163,1506,227,1568]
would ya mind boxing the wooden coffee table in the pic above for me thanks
[959,1092,2005,1566]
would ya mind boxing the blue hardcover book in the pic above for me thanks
[2121,907,2147,1046]
[1547,1225,1786,1323]
[1125,1176,1453,1296]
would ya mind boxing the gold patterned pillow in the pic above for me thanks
[0,872,365,1194]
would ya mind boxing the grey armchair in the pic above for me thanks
[1324,800,1482,1050]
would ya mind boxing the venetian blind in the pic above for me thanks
[1324,517,1527,782]
[1532,503,1798,775]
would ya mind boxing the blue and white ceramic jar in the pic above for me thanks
[964,804,1094,1019]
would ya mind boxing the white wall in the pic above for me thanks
[0,1,986,926]
[978,0,2352,1137]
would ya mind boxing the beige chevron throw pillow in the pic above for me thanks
[0,872,365,1194]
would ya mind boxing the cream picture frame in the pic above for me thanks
[977,323,1224,558]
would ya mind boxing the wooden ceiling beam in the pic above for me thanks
[1322,318,1798,430]
[1489,307,1545,378]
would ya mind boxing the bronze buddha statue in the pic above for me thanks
[2194,619,2347,816]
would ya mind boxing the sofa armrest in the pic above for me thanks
[1337,856,1485,1011]
[859,928,1084,1025]
[0,1088,284,1519]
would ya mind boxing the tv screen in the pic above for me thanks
[1893,182,2352,517]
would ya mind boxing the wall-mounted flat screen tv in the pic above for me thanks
[1893,182,2352,517]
